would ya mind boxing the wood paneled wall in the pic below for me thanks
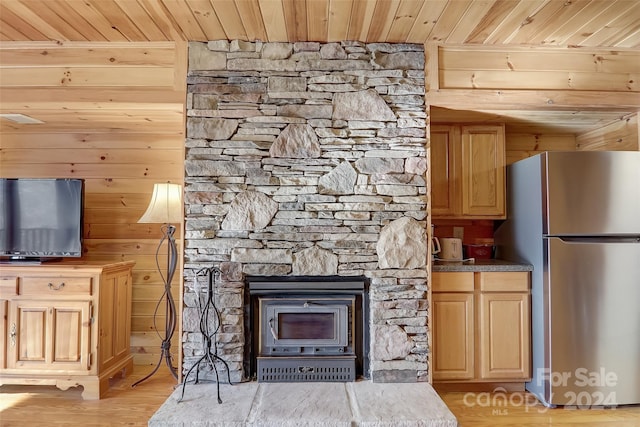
[0,42,186,366]
[1,41,638,367]
[577,113,639,151]
[428,45,640,137]
[430,45,640,162]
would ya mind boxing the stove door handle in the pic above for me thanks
[268,317,278,340]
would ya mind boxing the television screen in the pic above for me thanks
[0,178,84,261]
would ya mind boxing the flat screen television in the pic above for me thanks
[0,178,84,262]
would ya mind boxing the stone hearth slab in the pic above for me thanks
[148,381,457,426]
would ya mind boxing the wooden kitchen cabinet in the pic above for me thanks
[0,261,135,399]
[431,124,506,219]
[432,271,530,383]
[432,272,474,380]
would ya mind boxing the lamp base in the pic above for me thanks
[132,343,178,387]
[132,224,179,388]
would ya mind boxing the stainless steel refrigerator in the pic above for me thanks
[495,151,640,407]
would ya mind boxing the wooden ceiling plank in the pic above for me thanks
[579,2,640,47]
[505,0,582,45]
[210,0,248,40]
[445,0,497,44]
[539,0,614,46]
[327,0,352,42]
[367,0,400,42]
[137,0,185,40]
[0,22,30,41]
[29,1,91,40]
[484,0,547,44]
[158,0,208,41]
[465,0,520,44]
[87,0,148,41]
[257,0,288,41]
[0,3,48,40]
[562,0,637,47]
[282,0,307,42]
[615,28,640,48]
[44,0,107,41]
[346,0,376,42]
[602,22,640,49]
[234,0,268,41]
[2,0,70,41]
[112,0,168,41]
[386,0,424,43]
[524,0,591,45]
[428,0,473,43]
[405,0,448,43]
[183,0,227,40]
[58,0,129,41]
[307,0,330,42]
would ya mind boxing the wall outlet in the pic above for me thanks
[453,226,464,240]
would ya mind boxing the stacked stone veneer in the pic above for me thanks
[183,40,429,383]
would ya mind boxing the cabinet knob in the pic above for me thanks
[48,282,65,290]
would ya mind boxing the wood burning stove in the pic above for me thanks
[246,276,369,382]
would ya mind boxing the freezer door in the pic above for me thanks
[543,151,640,236]
[544,237,640,406]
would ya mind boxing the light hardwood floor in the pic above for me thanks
[0,366,177,426]
[439,390,640,426]
[1,368,639,426]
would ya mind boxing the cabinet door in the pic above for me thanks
[478,292,530,380]
[0,277,18,370]
[460,125,506,218]
[99,270,132,370]
[430,125,459,217]
[7,300,91,373]
[432,292,474,380]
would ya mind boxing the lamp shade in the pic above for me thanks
[138,183,183,224]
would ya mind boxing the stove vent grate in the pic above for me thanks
[257,357,355,382]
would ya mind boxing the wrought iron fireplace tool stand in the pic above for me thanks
[179,266,232,404]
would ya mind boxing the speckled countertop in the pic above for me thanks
[431,258,533,272]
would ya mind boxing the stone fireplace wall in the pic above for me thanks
[182,40,429,383]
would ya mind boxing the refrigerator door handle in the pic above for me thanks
[548,236,640,244]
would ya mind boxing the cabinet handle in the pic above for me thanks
[48,282,65,290]
[10,323,16,347]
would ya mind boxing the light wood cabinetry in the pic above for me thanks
[431,124,506,219]
[0,261,135,399]
[432,271,530,383]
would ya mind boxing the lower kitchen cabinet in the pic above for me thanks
[0,261,135,399]
[432,271,531,383]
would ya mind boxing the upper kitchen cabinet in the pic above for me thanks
[431,124,506,219]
